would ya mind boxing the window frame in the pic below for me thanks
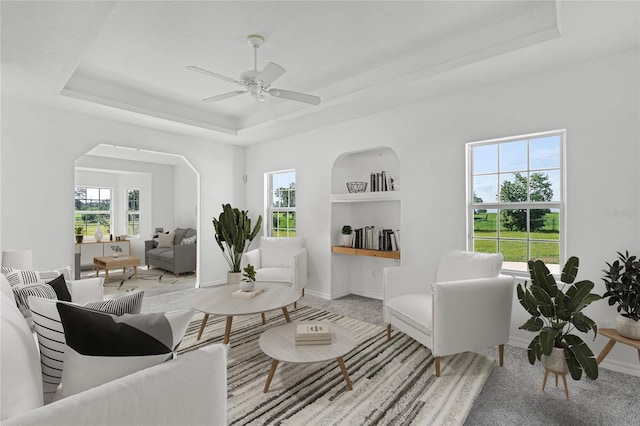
[266,169,296,238]
[125,188,140,237]
[466,130,566,275]
[74,186,113,239]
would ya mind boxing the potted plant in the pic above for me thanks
[602,251,640,340]
[75,226,84,244]
[341,225,353,247]
[517,257,601,380]
[240,264,257,292]
[212,204,262,285]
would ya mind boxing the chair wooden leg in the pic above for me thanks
[499,344,505,366]
[261,313,266,325]
[386,324,391,341]
[435,356,441,377]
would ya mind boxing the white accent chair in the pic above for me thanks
[241,237,307,309]
[384,250,515,377]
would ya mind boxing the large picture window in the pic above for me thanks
[267,170,296,237]
[75,187,112,238]
[467,131,564,274]
[126,189,140,236]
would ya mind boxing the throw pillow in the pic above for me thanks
[57,304,194,398]
[13,283,57,315]
[156,232,175,248]
[3,265,73,288]
[173,227,188,245]
[180,235,197,245]
[84,291,144,315]
[1,294,44,419]
[47,274,72,302]
[28,291,147,404]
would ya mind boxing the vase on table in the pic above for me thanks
[95,225,103,242]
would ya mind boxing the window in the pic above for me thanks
[75,187,111,237]
[126,189,140,236]
[467,131,564,274]
[267,170,296,237]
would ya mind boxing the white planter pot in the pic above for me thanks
[227,271,242,286]
[341,234,353,247]
[239,280,256,292]
[616,314,640,340]
[541,347,569,374]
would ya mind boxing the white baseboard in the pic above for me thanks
[350,289,383,300]
[197,279,226,288]
[303,288,332,300]
[508,336,640,377]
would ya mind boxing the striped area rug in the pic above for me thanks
[178,306,493,425]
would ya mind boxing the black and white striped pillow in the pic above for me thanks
[13,283,57,315]
[84,291,144,315]
[28,291,145,404]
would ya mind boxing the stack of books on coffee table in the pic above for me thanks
[295,323,332,346]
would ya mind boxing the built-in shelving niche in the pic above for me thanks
[330,147,401,300]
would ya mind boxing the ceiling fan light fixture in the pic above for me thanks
[247,34,265,48]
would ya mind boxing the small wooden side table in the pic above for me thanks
[596,328,640,365]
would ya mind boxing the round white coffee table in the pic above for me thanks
[191,282,300,344]
[259,321,355,393]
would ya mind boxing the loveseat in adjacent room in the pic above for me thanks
[144,227,197,276]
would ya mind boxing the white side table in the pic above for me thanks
[259,321,355,393]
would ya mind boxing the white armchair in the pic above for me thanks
[241,237,307,304]
[384,250,514,377]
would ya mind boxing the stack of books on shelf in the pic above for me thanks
[351,227,400,252]
[295,323,332,346]
[370,170,396,192]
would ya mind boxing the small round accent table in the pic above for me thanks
[259,322,355,393]
[190,282,300,344]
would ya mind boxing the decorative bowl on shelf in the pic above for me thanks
[346,182,367,193]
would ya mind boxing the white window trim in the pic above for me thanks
[466,129,566,275]
[266,169,296,238]
[74,186,113,239]
[125,188,140,237]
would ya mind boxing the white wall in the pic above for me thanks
[1,99,244,286]
[245,49,640,374]
[174,161,198,229]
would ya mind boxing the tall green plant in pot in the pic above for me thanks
[517,257,601,380]
[602,251,640,340]
[212,204,262,284]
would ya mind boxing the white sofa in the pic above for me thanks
[1,275,227,425]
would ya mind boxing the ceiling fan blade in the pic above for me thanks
[256,62,286,86]
[186,66,240,84]
[202,90,246,103]
[267,88,321,105]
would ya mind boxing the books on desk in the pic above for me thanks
[231,288,264,299]
[295,323,332,346]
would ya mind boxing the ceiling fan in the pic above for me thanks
[187,34,321,106]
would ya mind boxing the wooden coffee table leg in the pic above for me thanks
[337,356,353,390]
[282,307,291,322]
[105,268,109,283]
[196,314,209,341]
[261,313,266,325]
[264,359,279,393]
[134,265,138,279]
[223,316,233,344]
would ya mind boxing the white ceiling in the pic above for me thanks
[2,1,638,146]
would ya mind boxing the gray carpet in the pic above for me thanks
[143,284,640,425]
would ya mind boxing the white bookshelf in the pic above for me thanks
[330,147,401,300]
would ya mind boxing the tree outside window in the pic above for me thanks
[75,187,111,237]
[127,189,140,236]
[468,132,564,273]
[267,170,296,237]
